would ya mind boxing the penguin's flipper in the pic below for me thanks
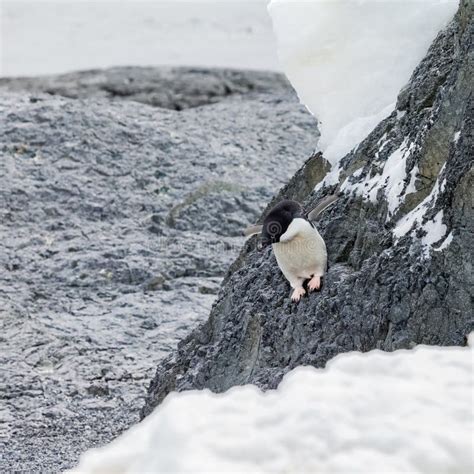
[244,225,263,237]
[307,195,338,221]
[279,219,305,243]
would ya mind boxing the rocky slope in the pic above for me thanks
[142,1,473,416]
[0,68,318,471]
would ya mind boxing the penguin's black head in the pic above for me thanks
[259,200,304,250]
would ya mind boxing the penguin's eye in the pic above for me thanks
[266,221,282,239]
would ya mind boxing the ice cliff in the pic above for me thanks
[269,0,459,163]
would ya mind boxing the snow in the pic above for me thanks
[71,338,474,474]
[323,102,395,165]
[396,110,407,120]
[421,210,447,248]
[454,131,461,143]
[393,170,445,240]
[381,141,414,215]
[406,163,420,195]
[341,138,416,217]
[435,231,453,252]
[392,166,453,257]
[268,0,458,165]
[377,133,389,153]
[313,161,342,193]
[1,0,278,77]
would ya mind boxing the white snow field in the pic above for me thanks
[0,0,279,77]
[268,0,458,164]
[72,337,474,473]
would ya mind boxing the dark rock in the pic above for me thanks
[142,1,473,418]
[144,274,166,291]
[87,384,110,397]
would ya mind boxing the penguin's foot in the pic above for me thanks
[308,275,321,292]
[291,287,306,302]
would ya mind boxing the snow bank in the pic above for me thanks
[268,0,458,164]
[72,337,473,474]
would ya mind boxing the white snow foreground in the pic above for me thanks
[71,338,473,474]
[268,0,458,164]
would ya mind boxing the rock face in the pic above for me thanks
[0,68,317,471]
[142,1,473,417]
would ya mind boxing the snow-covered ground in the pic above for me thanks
[0,0,279,77]
[268,0,458,164]
[71,337,474,473]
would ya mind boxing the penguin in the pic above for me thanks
[244,195,337,302]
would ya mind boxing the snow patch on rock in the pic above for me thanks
[71,339,473,474]
[421,210,448,257]
[435,231,453,252]
[406,163,420,196]
[393,165,452,257]
[394,171,444,240]
[314,161,342,193]
[341,138,416,217]
[421,210,447,245]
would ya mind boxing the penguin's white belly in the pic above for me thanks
[273,223,327,285]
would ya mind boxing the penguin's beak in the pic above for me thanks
[257,239,272,251]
